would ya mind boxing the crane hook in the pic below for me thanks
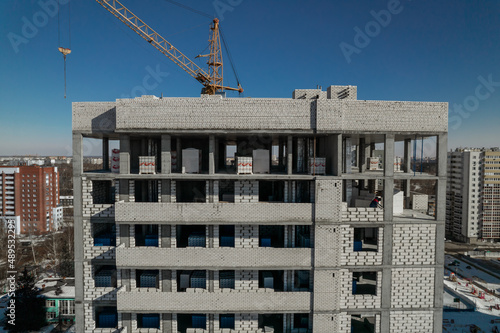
[58,47,71,98]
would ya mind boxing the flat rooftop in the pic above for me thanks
[73,85,448,135]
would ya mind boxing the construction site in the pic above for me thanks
[70,1,448,333]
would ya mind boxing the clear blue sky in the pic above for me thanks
[1,0,499,155]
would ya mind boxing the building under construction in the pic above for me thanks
[72,84,448,333]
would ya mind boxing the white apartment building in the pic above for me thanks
[73,86,447,333]
[446,148,500,242]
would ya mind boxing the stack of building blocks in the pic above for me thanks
[253,149,270,174]
[307,157,326,175]
[139,156,156,174]
[182,148,201,173]
[236,156,253,174]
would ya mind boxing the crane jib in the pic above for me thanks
[96,0,243,94]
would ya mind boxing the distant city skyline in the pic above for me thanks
[1,0,500,155]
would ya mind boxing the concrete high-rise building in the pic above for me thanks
[446,148,500,242]
[0,165,60,234]
[73,86,448,333]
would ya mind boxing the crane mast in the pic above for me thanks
[95,0,243,94]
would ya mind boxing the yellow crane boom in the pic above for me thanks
[95,0,243,94]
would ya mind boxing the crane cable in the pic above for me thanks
[58,0,71,98]
[220,28,241,93]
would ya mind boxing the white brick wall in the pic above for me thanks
[340,226,383,266]
[342,207,383,222]
[392,224,436,265]
[390,311,434,332]
[235,225,258,248]
[391,268,435,308]
[234,180,258,203]
[339,270,382,309]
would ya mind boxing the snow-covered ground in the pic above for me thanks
[443,255,500,332]
[445,254,500,293]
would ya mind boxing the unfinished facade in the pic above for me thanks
[73,85,448,333]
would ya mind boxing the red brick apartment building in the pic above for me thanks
[0,165,61,234]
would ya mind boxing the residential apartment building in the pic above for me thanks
[446,148,500,242]
[73,85,448,333]
[0,165,60,234]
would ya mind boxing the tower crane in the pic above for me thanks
[95,0,243,95]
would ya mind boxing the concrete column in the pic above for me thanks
[161,180,171,203]
[287,136,293,175]
[209,314,214,333]
[332,134,342,176]
[359,138,366,173]
[437,133,448,177]
[176,137,182,173]
[161,225,171,248]
[72,133,84,333]
[404,138,412,173]
[384,134,395,177]
[208,271,214,292]
[162,313,172,333]
[404,179,411,209]
[122,269,131,292]
[122,313,131,333]
[380,223,393,333]
[102,137,109,171]
[343,137,352,174]
[119,180,129,202]
[208,225,214,247]
[383,179,394,222]
[209,135,215,174]
[120,135,130,174]
[436,134,448,222]
[120,224,130,247]
[436,179,447,222]
[162,270,172,292]
[161,134,171,174]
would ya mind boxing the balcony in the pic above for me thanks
[117,289,311,312]
[115,202,313,224]
[116,245,312,269]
